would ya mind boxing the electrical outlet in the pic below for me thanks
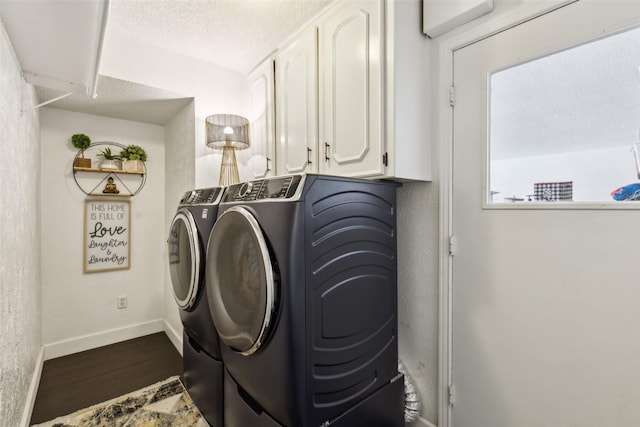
[117,295,128,309]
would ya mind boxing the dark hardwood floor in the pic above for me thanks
[29,332,182,425]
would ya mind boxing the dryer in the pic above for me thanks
[168,187,224,427]
[205,174,404,427]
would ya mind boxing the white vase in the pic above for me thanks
[100,159,119,170]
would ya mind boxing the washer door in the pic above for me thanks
[206,206,276,356]
[168,209,201,310]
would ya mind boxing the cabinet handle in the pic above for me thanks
[324,143,330,162]
[266,157,271,172]
[307,148,312,165]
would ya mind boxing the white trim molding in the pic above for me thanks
[412,416,438,427]
[43,319,165,361]
[19,347,44,427]
[163,318,183,356]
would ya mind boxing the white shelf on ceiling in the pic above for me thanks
[0,0,110,99]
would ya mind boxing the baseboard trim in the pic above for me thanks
[19,346,44,427]
[409,417,437,427]
[43,320,165,360]
[162,319,183,356]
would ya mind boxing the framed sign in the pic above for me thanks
[84,199,131,273]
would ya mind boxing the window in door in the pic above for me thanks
[488,25,640,205]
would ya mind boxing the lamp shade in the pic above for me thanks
[206,114,251,150]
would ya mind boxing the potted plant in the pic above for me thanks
[97,147,121,170]
[71,133,92,168]
[120,144,147,173]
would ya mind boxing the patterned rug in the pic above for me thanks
[31,376,208,427]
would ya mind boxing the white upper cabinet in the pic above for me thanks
[275,26,319,175]
[383,0,431,181]
[319,0,384,178]
[247,59,276,179]
[247,0,431,182]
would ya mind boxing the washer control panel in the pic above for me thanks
[179,187,223,206]
[223,175,304,203]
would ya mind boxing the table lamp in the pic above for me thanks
[206,114,251,186]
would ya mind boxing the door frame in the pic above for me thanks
[436,2,576,426]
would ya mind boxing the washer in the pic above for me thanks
[205,174,403,427]
[168,187,224,427]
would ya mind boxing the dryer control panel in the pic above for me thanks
[223,175,304,202]
[179,187,223,206]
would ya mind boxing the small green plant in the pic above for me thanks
[97,147,120,160]
[71,133,91,158]
[120,144,148,161]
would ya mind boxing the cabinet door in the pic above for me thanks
[275,26,319,174]
[247,60,276,179]
[319,0,384,177]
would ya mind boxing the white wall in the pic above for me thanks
[397,182,440,425]
[0,21,41,427]
[39,108,166,357]
[100,32,247,188]
[163,100,197,349]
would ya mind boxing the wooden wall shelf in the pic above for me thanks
[72,142,147,197]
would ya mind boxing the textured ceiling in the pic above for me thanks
[106,0,333,74]
[31,0,332,124]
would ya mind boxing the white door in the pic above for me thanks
[451,3,640,427]
[275,26,318,174]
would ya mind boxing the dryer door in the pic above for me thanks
[206,206,276,356]
[168,209,202,310]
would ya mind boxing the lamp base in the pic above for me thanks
[219,146,240,186]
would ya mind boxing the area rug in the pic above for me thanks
[31,376,209,427]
